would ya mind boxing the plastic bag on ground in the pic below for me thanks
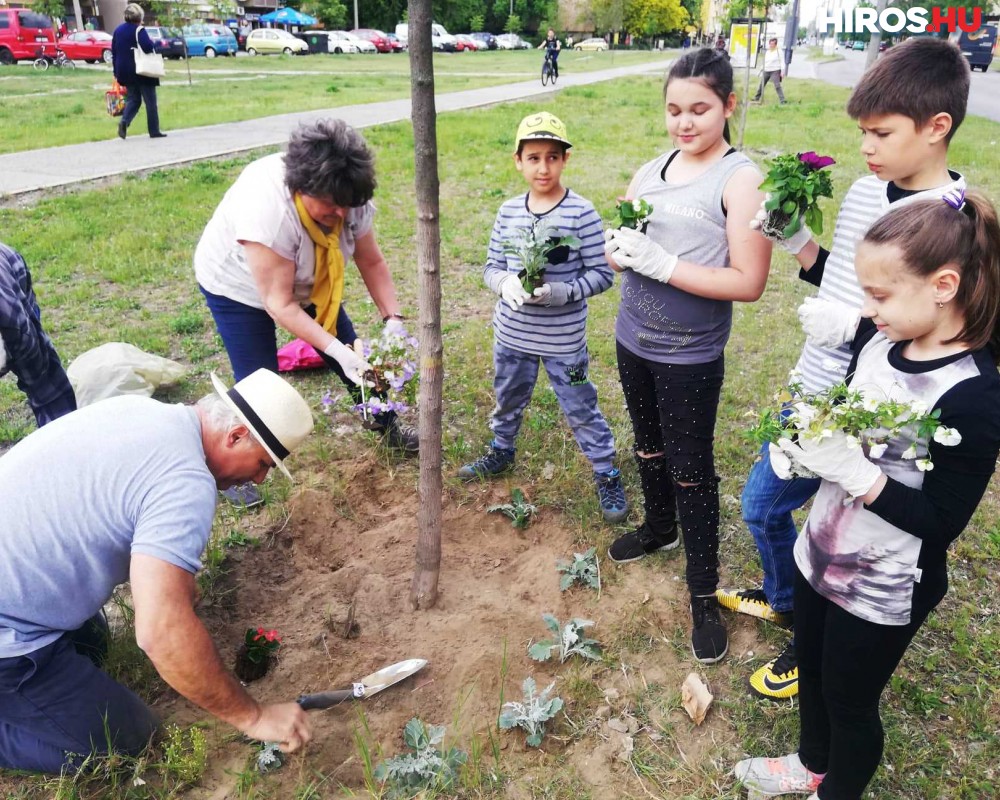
[67,342,186,407]
[277,338,325,372]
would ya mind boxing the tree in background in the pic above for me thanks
[470,12,485,31]
[624,0,687,41]
[505,13,522,33]
[302,0,348,30]
[582,0,625,37]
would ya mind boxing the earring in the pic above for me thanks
[937,301,945,309]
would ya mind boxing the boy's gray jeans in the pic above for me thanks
[490,342,616,473]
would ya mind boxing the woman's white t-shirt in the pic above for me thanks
[194,152,375,309]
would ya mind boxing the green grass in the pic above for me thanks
[0,50,673,152]
[1,76,999,798]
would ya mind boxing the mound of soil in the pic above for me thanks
[181,456,758,797]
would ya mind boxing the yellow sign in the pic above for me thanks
[728,23,763,67]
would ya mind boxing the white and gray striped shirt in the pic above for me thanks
[794,172,966,394]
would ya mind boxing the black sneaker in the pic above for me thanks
[749,639,798,700]
[594,468,628,524]
[221,482,263,509]
[457,442,515,480]
[607,521,679,563]
[691,595,728,664]
[382,419,419,454]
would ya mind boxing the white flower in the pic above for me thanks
[862,396,881,412]
[868,442,888,459]
[819,428,834,439]
[916,458,934,472]
[932,426,962,447]
[909,400,929,416]
[792,402,818,424]
[845,434,861,449]
[901,444,918,460]
[788,368,803,382]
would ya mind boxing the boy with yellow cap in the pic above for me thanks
[458,112,627,523]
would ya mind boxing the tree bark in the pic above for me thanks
[407,0,443,611]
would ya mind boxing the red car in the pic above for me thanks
[57,30,112,63]
[351,28,392,53]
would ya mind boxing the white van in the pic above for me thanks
[394,22,456,51]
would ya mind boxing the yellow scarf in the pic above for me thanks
[295,193,345,332]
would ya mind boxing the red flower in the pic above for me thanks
[264,630,279,642]
[798,151,836,170]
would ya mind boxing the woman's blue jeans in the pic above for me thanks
[740,442,822,614]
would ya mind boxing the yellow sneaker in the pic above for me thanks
[749,641,798,700]
[716,588,791,627]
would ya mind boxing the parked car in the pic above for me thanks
[575,37,608,51]
[852,39,866,51]
[953,23,997,72]
[351,28,392,53]
[146,25,186,59]
[182,23,237,57]
[245,28,309,56]
[57,29,112,63]
[324,30,360,54]
[496,33,530,50]
[395,22,456,52]
[454,34,479,51]
[470,31,497,50]
[339,31,376,53]
[386,33,405,52]
[0,9,56,64]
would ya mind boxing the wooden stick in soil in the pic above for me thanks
[407,0,444,610]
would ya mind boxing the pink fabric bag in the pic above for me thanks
[277,338,325,372]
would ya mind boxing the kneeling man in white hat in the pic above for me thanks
[0,369,314,773]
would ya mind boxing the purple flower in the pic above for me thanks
[320,390,333,409]
[798,151,836,170]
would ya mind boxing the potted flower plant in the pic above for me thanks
[235,627,281,682]
[501,218,581,294]
[747,374,962,478]
[321,325,419,422]
[757,151,836,238]
[613,197,653,233]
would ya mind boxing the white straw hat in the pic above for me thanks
[211,369,314,481]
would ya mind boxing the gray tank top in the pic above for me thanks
[615,148,755,364]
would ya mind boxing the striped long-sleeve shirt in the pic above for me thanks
[793,172,965,394]
[484,190,613,356]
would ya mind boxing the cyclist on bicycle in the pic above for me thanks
[537,28,561,79]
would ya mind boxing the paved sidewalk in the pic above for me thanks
[0,58,674,198]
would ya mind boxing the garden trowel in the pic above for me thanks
[296,658,427,711]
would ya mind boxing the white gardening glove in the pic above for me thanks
[322,338,371,386]
[797,297,861,348]
[606,227,678,284]
[777,432,882,499]
[499,274,531,310]
[526,282,573,307]
[750,193,813,255]
[384,317,407,337]
[0,332,6,373]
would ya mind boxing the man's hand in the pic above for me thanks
[525,282,572,307]
[604,228,678,284]
[797,297,861,348]
[322,338,371,386]
[499,274,531,310]
[776,432,882,499]
[749,194,813,255]
[240,702,313,754]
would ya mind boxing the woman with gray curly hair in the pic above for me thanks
[195,119,414,503]
[110,3,166,139]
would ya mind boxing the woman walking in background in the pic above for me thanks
[111,4,166,140]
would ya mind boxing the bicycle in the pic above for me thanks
[541,50,557,86]
[33,48,76,71]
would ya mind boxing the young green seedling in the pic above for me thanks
[498,676,564,747]
[557,547,600,592]
[528,614,602,663]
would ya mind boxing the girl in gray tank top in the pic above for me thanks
[604,48,772,666]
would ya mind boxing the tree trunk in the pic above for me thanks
[865,0,889,71]
[407,0,443,611]
[737,2,754,150]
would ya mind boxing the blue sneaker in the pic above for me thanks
[458,441,515,480]
[595,468,628,523]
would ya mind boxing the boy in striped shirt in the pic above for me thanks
[717,37,969,701]
[458,112,627,524]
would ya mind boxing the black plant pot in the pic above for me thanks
[234,644,271,683]
[518,268,545,294]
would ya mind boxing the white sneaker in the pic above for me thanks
[733,752,823,797]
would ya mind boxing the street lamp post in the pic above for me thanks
[354,0,359,30]
[783,0,800,75]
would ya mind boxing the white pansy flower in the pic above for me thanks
[901,444,918,460]
[868,442,888,459]
[845,434,861,449]
[862,396,881,412]
[932,426,962,447]
[909,400,930,416]
[819,428,834,439]
[916,458,934,472]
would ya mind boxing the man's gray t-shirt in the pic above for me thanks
[0,396,218,658]
[615,149,754,364]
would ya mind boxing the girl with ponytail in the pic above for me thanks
[735,189,1000,800]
